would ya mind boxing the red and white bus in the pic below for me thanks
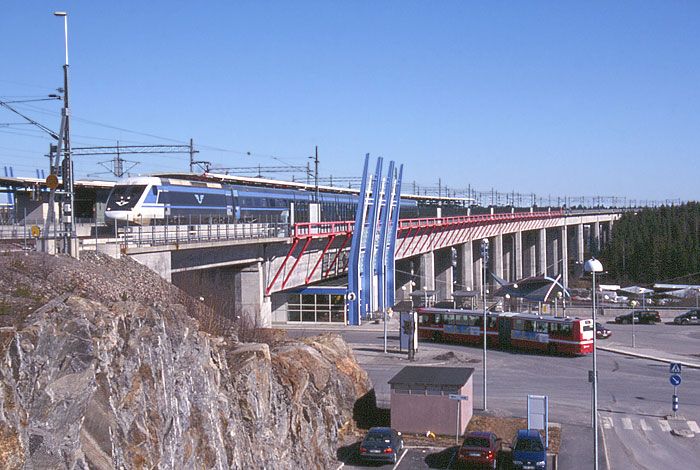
[417,308,594,356]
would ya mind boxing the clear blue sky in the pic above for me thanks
[2,1,698,201]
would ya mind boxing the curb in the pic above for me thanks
[598,346,700,369]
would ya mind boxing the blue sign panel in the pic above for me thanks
[670,374,682,386]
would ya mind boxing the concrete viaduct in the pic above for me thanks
[119,209,619,326]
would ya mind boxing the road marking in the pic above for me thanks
[658,420,671,432]
[393,448,408,469]
[600,418,612,470]
[601,416,613,429]
[688,420,700,433]
[621,417,633,430]
[639,419,651,431]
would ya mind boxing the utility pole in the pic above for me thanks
[54,11,77,257]
[314,146,319,203]
[189,138,195,172]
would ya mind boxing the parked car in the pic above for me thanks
[596,322,612,339]
[674,309,700,325]
[359,427,403,464]
[511,429,547,469]
[457,431,502,469]
[614,310,661,324]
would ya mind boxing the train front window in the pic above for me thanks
[106,185,146,210]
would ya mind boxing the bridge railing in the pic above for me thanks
[121,222,290,247]
[398,209,565,230]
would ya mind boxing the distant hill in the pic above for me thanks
[601,203,700,284]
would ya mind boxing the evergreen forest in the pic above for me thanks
[600,203,700,284]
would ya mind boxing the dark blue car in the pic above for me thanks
[511,429,546,470]
[359,427,404,464]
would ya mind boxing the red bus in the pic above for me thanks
[417,308,594,356]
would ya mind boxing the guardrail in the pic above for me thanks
[121,222,290,247]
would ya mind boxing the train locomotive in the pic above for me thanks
[104,174,419,224]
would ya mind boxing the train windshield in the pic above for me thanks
[106,185,147,211]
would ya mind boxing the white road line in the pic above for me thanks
[639,419,651,431]
[601,416,613,429]
[659,420,672,432]
[688,420,700,433]
[393,448,408,469]
[621,417,633,430]
[600,419,612,470]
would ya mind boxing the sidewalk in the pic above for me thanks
[598,341,700,369]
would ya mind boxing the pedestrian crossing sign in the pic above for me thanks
[670,363,682,374]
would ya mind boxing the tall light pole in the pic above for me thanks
[480,238,490,411]
[584,258,603,470]
[629,300,638,348]
[54,10,76,257]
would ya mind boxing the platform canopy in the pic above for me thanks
[492,273,570,303]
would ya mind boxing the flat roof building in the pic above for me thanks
[388,366,474,436]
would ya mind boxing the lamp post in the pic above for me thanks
[629,300,639,348]
[584,258,603,470]
[53,10,76,257]
[555,291,562,317]
[480,238,490,411]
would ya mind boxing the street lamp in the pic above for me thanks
[480,238,490,411]
[584,258,603,470]
[555,291,563,317]
[629,300,639,348]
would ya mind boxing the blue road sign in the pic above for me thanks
[670,374,682,386]
[670,363,682,374]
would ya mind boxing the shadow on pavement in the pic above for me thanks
[424,446,456,468]
[353,389,390,429]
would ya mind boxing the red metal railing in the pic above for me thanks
[265,210,565,295]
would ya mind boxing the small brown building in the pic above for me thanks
[388,366,474,436]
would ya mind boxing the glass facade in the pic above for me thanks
[287,293,347,323]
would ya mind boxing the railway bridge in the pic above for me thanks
[115,208,619,327]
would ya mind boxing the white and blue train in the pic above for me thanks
[105,174,419,224]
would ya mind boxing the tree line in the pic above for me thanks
[600,203,700,284]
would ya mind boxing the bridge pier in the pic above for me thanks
[492,233,503,286]
[459,241,474,291]
[561,225,569,288]
[537,228,547,277]
[514,230,523,281]
[419,251,435,291]
[435,248,453,302]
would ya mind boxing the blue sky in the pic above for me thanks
[1,2,698,201]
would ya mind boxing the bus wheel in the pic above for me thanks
[547,343,556,355]
[432,332,442,343]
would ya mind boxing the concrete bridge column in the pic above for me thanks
[459,241,474,291]
[235,261,271,327]
[537,228,547,276]
[514,230,523,281]
[522,231,537,278]
[577,224,585,263]
[420,251,435,291]
[503,235,512,282]
[561,225,569,288]
[492,234,503,285]
[435,249,453,302]
[550,230,559,277]
[474,243,484,294]
[593,221,601,255]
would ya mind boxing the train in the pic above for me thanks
[104,173,427,224]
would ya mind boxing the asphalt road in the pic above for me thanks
[286,321,700,469]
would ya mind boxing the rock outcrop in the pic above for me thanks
[0,252,369,469]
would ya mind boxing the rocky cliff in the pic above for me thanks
[0,251,369,469]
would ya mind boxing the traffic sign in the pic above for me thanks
[672,394,679,412]
[30,225,41,238]
[46,174,59,191]
[670,374,682,386]
[449,394,469,401]
[670,363,682,375]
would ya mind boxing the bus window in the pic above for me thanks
[514,319,524,331]
[419,315,429,324]
[534,322,548,333]
[524,320,534,332]
[560,323,572,336]
[488,316,498,328]
[549,323,559,334]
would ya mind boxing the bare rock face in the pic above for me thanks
[0,252,369,469]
